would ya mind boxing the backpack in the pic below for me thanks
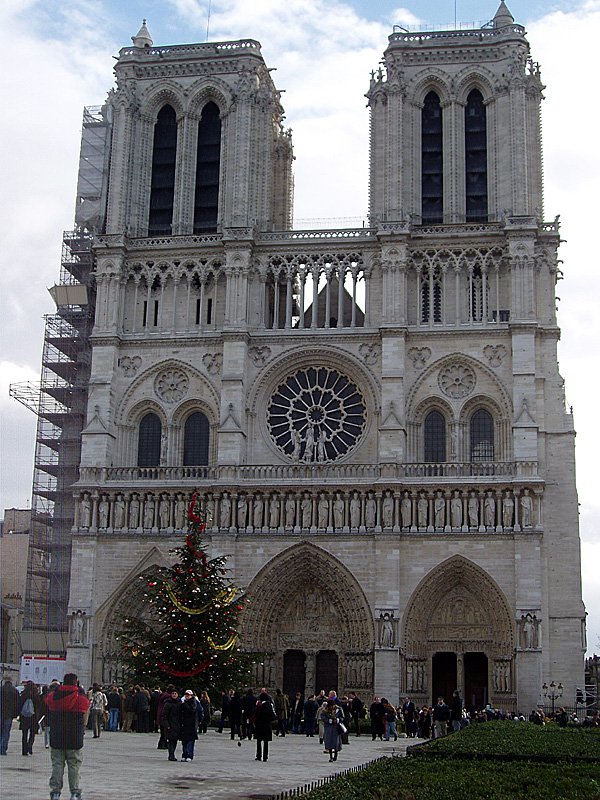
[21,698,35,718]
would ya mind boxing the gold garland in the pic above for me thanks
[208,632,238,651]
[164,584,239,615]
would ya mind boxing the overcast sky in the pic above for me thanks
[0,0,598,658]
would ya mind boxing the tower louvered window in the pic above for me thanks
[465,89,488,222]
[137,413,162,467]
[422,91,443,223]
[148,105,177,235]
[421,266,443,323]
[194,102,221,234]
[183,412,210,466]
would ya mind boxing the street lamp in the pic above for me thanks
[542,681,563,716]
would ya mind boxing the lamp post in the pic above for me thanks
[542,681,563,717]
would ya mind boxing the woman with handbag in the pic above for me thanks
[320,699,344,762]
[18,681,40,756]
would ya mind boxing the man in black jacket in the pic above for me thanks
[47,673,90,800]
[0,677,20,755]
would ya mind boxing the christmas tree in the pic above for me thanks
[118,491,256,690]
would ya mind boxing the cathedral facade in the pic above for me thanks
[63,5,585,713]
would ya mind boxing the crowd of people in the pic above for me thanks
[2,674,599,799]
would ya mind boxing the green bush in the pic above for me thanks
[302,723,600,800]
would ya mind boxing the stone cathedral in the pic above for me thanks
[61,4,585,712]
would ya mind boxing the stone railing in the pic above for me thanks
[78,461,538,486]
[119,39,262,59]
[388,26,525,45]
[75,484,543,535]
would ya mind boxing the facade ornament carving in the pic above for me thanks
[519,612,541,649]
[248,345,272,366]
[68,610,88,646]
[154,368,189,402]
[120,355,142,376]
[438,362,476,399]
[408,346,432,369]
[483,344,507,368]
[358,342,380,365]
[378,611,395,648]
[202,352,223,375]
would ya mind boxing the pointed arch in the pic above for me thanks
[239,541,374,652]
[403,555,515,660]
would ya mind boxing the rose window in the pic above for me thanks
[267,367,366,463]
[154,369,189,403]
[438,363,476,399]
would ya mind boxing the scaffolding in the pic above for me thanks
[9,105,111,638]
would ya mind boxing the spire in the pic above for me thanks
[132,19,153,48]
[493,2,515,28]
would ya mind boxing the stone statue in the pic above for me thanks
[69,610,86,645]
[502,492,514,528]
[253,494,264,528]
[417,494,428,527]
[205,494,215,527]
[160,432,167,466]
[159,494,170,529]
[365,492,376,528]
[143,494,155,529]
[269,494,280,528]
[237,494,248,528]
[316,429,327,463]
[451,491,462,528]
[434,491,445,528]
[406,661,414,691]
[291,428,302,462]
[350,492,361,528]
[220,492,231,528]
[379,612,394,647]
[303,424,315,462]
[484,491,495,528]
[98,495,109,528]
[468,491,479,527]
[520,490,533,527]
[113,494,125,529]
[175,494,187,530]
[382,491,394,528]
[494,661,502,691]
[301,493,312,528]
[401,492,412,528]
[317,493,329,528]
[521,613,536,648]
[129,494,140,528]
[333,493,344,529]
[285,495,296,528]
[80,493,91,528]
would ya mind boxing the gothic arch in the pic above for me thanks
[239,541,374,653]
[188,81,232,117]
[408,69,452,106]
[139,83,186,120]
[403,555,515,660]
[455,67,496,105]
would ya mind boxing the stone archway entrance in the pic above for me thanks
[403,556,515,709]
[240,542,374,697]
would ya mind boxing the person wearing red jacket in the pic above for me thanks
[46,673,90,800]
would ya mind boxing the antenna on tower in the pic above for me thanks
[454,0,457,28]
[206,0,212,42]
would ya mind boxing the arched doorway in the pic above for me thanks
[240,542,374,697]
[403,556,515,708]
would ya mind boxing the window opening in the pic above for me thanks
[183,412,209,466]
[421,266,443,323]
[465,90,488,222]
[196,298,201,325]
[137,413,162,466]
[148,105,177,235]
[424,410,446,462]
[470,409,494,461]
[422,91,443,223]
[142,301,148,327]
[194,102,221,234]
[153,299,159,327]
[207,297,213,325]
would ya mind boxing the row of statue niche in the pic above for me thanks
[406,661,426,693]
[493,661,512,693]
[344,657,373,687]
[79,492,190,530]
[78,487,535,532]
[519,613,541,649]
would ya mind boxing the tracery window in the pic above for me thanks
[148,105,178,235]
[194,102,221,234]
[137,412,162,467]
[468,264,488,322]
[421,266,443,323]
[183,412,210,466]
[470,409,494,461]
[424,410,446,462]
[465,89,488,222]
[422,91,443,223]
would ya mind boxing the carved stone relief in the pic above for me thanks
[438,362,476,399]
[408,347,432,369]
[483,344,507,368]
[120,355,142,376]
[202,352,223,375]
[154,368,189,402]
